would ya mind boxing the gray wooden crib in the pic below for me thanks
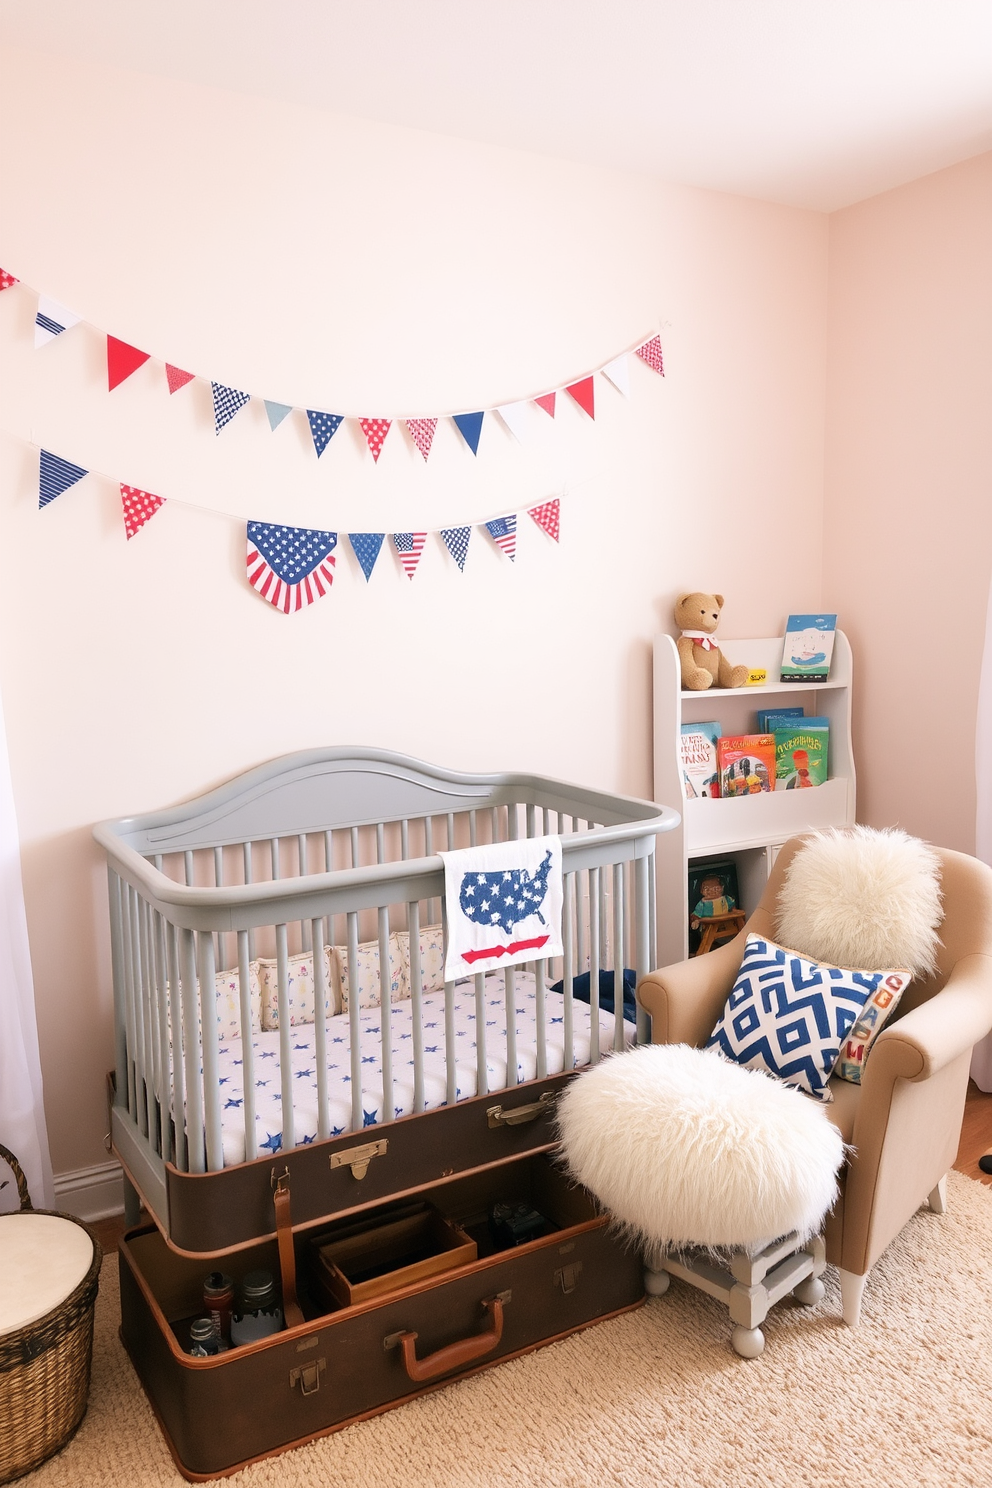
[94,748,677,1251]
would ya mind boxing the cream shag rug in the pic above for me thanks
[30,1173,992,1488]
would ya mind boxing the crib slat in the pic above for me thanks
[165,924,186,1171]
[236,929,258,1161]
[346,912,363,1132]
[562,871,575,1070]
[503,967,518,1089]
[197,932,223,1171]
[474,972,488,1097]
[612,864,625,1053]
[139,900,160,1153]
[243,842,255,960]
[179,928,205,1173]
[407,901,425,1113]
[588,867,601,1065]
[635,856,650,1045]
[106,871,129,1127]
[298,835,311,954]
[127,887,148,1137]
[311,916,330,1142]
[151,911,171,1164]
[377,908,394,1124]
[275,924,295,1152]
[534,956,547,1080]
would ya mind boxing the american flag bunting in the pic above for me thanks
[246,522,337,612]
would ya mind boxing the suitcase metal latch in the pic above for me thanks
[289,1358,325,1396]
[486,1090,556,1129]
[329,1138,389,1180]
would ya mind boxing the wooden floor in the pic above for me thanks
[88,1081,992,1258]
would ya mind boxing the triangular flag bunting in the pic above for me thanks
[0,269,18,292]
[485,515,517,561]
[392,532,427,579]
[307,409,344,456]
[165,363,195,394]
[246,522,337,613]
[440,526,471,571]
[565,377,595,419]
[359,418,391,463]
[348,532,386,581]
[35,295,81,348]
[497,401,531,443]
[120,484,165,539]
[528,498,560,542]
[601,354,631,398]
[635,336,664,375]
[39,450,87,509]
[212,382,251,434]
[265,401,294,431]
[534,392,556,418]
[107,335,151,391]
[452,412,484,456]
[405,418,438,462]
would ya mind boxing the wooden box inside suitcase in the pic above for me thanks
[119,1152,644,1481]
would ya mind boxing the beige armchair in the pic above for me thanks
[638,837,992,1325]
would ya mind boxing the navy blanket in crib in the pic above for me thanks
[550,968,638,1024]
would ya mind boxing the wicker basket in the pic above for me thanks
[0,1144,102,1484]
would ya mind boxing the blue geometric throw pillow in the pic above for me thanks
[706,934,907,1101]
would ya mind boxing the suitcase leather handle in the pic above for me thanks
[272,1170,306,1330]
[397,1296,504,1382]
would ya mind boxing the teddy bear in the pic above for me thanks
[675,592,750,691]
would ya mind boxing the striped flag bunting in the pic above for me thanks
[392,532,426,579]
[212,381,250,434]
[359,418,391,463]
[485,515,517,561]
[39,450,87,509]
[534,392,556,419]
[565,376,595,419]
[265,401,293,431]
[166,363,195,394]
[635,335,664,375]
[35,295,80,349]
[246,521,337,612]
[0,269,18,292]
[527,498,560,542]
[307,409,343,456]
[107,336,151,391]
[405,418,437,462]
[452,411,484,455]
[441,526,472,572]
[120,484,165,539]
[348,532,385,581]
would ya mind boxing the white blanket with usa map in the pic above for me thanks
[441,834,564,983]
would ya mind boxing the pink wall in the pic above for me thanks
[824,152,992,851]
[0,45,828,1180]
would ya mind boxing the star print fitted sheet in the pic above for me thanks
[204,972,634,1166]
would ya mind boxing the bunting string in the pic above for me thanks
[0,265,663,463]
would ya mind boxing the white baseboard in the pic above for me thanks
[53,1159,124,1222]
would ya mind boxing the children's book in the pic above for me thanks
[773,719,829,789]
[717,734,775,797]
[687,859,740,955]
[780,614,837,683]
[756,706,804,733]
[680,721,721,800]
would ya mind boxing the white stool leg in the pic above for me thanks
[839,1268,868,1326]
[928,1175,948,1214]
[644,1266,671,1296]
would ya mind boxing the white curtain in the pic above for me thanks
[972,573,992,1092]
[0,682,53,1212]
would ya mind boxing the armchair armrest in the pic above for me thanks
[637,934,747,1046]
[862,952,992,1088]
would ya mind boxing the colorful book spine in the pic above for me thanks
[781,614,837,683]
[757,706,804,733]
[717,734,775,797]
[773,719,829,789]
[680,721,721,800]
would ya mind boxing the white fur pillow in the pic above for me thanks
[775,826,942,977]
[556,1043,844,1250]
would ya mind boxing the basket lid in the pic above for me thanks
[0,1212,95,1337]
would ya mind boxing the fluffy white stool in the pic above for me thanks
[557,1043,845,1357]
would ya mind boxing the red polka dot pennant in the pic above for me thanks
[635,335,664,376]
[165,363,196,395]
[405,418,438,462]
[360,418,392,463]
[0,268,18,292]
[120,484,165,540]
[527,498,560,543]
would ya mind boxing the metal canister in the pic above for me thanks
[202,1271,234,1346]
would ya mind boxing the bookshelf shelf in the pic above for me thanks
[653,631,856,966]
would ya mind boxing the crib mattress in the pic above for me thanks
[204,975,633,1167]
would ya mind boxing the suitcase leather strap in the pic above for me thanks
[271,1170,305,1330]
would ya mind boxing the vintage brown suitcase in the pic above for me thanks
[119,1151,644,1480]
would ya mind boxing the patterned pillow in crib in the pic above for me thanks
[168,961,263,1047]
[412,923,446,995]
[258,946,337,1032]
[706,933,911,1101]
[337,932,410,1013]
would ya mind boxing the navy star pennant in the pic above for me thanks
[246,521,337,613]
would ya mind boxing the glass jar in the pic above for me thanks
[188,1316,222,1356]
[230,1268,284,1346]
[202,1271,234,1346]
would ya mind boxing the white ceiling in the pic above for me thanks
[1,0,990,211]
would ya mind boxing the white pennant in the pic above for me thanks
[35,294,81,348]
[601,353,631,398]
[497,400,532,443]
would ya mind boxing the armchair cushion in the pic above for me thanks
[706,933,912,1100]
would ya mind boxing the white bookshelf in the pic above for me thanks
[653,631,856,966]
